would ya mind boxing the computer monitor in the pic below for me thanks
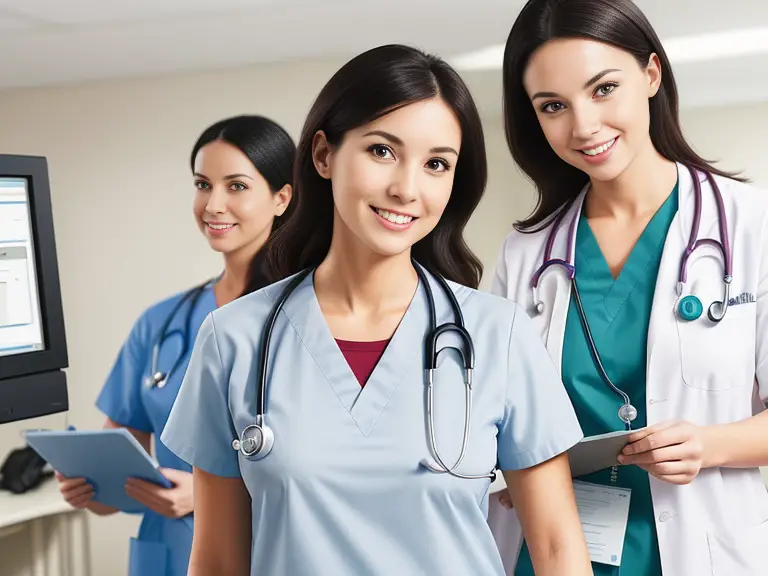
[0,155,68,424]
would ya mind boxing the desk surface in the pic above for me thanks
[0,478,74,529]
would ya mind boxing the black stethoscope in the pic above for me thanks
[145,279,213,389]
[530,166,731,429]
[231,261,497,481]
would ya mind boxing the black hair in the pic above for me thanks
[190,114,296,294]
[268,44,488,289]
[503,0,745,232]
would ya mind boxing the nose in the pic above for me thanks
[571,102,601,141]
[205,186,228,214]
[387,164,419,204]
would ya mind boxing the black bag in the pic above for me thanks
[0,445,53,494]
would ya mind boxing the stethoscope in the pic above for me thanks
[530,166,731,429]
[231,261,497,481]
[145,279,213,389]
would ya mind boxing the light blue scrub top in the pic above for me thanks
[96,284,216,576]
[162,270,584,575]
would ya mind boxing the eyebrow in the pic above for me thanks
[530,68,621,100]
[193,172,253,180]
[363,130,459,156]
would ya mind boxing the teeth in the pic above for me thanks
[582,138,616,156]
[375,209,413,225]
[208,223,234,230]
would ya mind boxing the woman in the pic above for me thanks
[161,44,592,575]
[55,114,295,576]
[489,1,768,575]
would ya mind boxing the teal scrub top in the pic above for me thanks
[515,183,678,576]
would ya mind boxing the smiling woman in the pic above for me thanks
[161,43,592,576]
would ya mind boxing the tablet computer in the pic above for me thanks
[567,429,640,478]
[24,428,171,513]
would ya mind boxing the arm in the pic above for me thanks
[503,455,592,575]
[188,467,252,576]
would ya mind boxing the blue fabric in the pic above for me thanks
[162,270,583,575]
[96,284,216,576]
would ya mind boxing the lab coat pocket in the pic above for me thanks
[707,517,768,576]
[676,303,754,391]
[129,537,169,576]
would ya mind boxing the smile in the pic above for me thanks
[207,223,235,230]
[371,207,416,225]
[579,137,617,156]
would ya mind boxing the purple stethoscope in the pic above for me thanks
[529,165,731,428]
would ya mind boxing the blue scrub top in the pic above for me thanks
[162,270,584,575]
[96,283,217,576]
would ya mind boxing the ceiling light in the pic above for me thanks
[450,26,768,70]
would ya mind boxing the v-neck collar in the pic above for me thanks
[575,181,679,322]
[274,271,425,437]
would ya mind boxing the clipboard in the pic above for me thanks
[566,429,641,478]
[24,428,172,513]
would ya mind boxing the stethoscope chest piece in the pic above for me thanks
[618,403,638,425]
[677,295,703,321]
[232,420,274,461]
[147,371,168,389]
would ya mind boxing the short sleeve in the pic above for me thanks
[160,313,241,478]
[95,316,153,433]
[755,209,768,401]
[497,304,583,470]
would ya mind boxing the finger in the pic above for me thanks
[125,484,170,514]
[498,491,513,510]
[61,483,94,501]
[58,477,87,490]
[619,444,689,465]
[638,461,695,477]
[623,426,691,456]
[158,468,185,484]
[626,420,678,443]
[68,492,95,508]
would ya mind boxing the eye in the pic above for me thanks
[195,180,211,190]
[229,181,247,192]
[541,101,566,114]
[426,158,451,173]
[594,82,618,98]
[369,144,394,160]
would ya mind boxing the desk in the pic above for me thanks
[0,478,91,576]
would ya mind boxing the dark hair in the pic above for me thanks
[191,114,296,294]
[268,44,487,289]
[503,0,745,232]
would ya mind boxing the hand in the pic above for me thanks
[618,420,706,485]
[125,468,194,519]
[56,471,95,508]
[497,490,514,510]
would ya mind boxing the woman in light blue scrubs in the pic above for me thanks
[162,45,593,576]
[55,115,295,576]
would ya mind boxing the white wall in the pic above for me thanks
[0,59,766,574]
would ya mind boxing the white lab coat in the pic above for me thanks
[488,163,768,575]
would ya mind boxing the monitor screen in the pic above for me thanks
[0,177,45,357]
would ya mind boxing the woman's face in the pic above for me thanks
[523,38,662,183]
[312,98,462,259]
[192,140,291,257]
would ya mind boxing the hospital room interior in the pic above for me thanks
[2,0,768,575]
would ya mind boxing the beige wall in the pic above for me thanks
[0,59,766,574]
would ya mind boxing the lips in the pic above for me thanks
[371,207,416,225]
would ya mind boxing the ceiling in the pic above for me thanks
[1,0,767,116]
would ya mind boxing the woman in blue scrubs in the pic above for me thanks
[55,115,295,576]
[162,45,593,576]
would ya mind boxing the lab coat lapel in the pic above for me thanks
[541,191,587,373]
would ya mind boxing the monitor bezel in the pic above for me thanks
[0,154,68,379]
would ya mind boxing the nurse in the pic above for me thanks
[55,114,295,576]
[489,1,768,575]
[161,44,592,575]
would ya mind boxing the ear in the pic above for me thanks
[312,130,333,180]
[273,183,293,217]
[645,53,662,98]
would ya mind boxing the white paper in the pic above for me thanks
[573,480,631,567]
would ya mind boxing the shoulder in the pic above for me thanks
[715,174,768,213]
[449,280,526,332]
[127,286,203,343]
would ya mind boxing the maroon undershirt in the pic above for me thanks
[335,339,390,387]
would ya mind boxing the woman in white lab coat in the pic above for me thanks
[488,1,768,575]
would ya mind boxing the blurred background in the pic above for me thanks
[0,1,767,573]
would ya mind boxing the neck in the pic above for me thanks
[314,225,417,316]
[215,242,263,307]
[585,143,678,221]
